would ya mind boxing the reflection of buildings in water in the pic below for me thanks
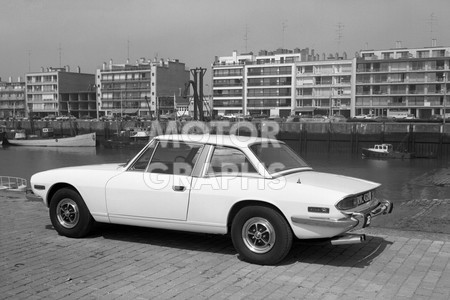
[11,146,97,156]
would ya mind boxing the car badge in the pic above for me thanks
[297,178,301,184]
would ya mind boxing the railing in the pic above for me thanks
[0,176,27,191]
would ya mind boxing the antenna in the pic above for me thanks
[28,50,31,72]
[58,43,62,68]
[127,39,130,62]
[244,24,249,53]
[282,21,288,48]
[336,22,344,52]
[427,13,437,45]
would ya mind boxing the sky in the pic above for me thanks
[1,0,449,83]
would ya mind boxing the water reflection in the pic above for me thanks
[1,145,134,180]
[365,158,389,169]
[6,146,98,156]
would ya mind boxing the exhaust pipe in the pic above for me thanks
[330,234,366,246]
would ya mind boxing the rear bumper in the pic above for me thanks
[291,199,393,229]
[347,199,394,228]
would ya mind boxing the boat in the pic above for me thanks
[102,128,152,149]
[0,176,27,192]
[3,132,96,147]
[361,143,414,159]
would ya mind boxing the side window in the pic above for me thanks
[207,146,257,176]
[128,142,156,171]
[147,141,202,176]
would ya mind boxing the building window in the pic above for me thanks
[417,51,429,58]
[213,100,242,107]
[356,74,371,84]
[357,63,371,72]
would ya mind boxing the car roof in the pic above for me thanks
[155,134,280,148]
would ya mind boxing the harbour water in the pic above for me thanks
[1,144,449,204]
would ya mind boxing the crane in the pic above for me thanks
[183,68,207,121]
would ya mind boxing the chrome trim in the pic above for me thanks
[344,199,393,228]
[291,216,358,229]
[291,199,393,230]
[330,234,366,245]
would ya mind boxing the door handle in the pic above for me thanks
[172,185,186,192]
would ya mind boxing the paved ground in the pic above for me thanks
[1,191,450,300]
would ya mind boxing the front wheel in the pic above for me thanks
[231,206,293,265]
[49,188,94,238]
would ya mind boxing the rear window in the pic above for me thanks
[250,142,310,174]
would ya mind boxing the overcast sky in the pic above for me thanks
[1,0,449,82]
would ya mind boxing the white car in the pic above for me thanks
[28,134,393,265]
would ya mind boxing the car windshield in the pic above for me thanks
[249,142,310,175]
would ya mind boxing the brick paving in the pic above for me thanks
[1,191,450,300]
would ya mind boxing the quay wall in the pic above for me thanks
[2,120,450,158]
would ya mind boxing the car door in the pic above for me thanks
[105,140,203,222]
[188,145,264,226]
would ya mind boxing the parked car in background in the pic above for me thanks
[350,114,377,122]
[329,114,347,122]
[430,114,443,121]
[56,115,76,121]
[79,115,95,121]
[42,114,56,121]
[374,116,392,123]
[251,114,269,121]
[28,134,393,265]
[286,115,301,123]
[353,114,368,119]
[268,115,283,122]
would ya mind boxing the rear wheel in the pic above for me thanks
[49,188,93,238]
[231,206,293,265]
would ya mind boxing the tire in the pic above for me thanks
[231,206,293,265]
[49,188,94,238]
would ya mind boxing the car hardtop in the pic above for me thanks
[154,134,281,149]
[151,134,312,178]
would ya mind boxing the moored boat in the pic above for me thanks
[362,143,414,159]
[3,132,96,147]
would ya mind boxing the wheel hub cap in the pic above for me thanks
[56,198,79,229]
[242,217,275,254]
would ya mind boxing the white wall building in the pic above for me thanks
[212,49,352,118]
[96,58,190,118]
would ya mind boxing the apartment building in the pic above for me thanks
[0,77,26,119]
[213,49,300,117]
[295,58,354,118]
[26,67,95,118]
[245,50,297,117]
[356,44,450,119]
[96,58,190,118]
[212,49,352,118]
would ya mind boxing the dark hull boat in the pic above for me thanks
[362,144,414,159]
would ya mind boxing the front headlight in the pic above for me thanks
[336,190,375,211]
